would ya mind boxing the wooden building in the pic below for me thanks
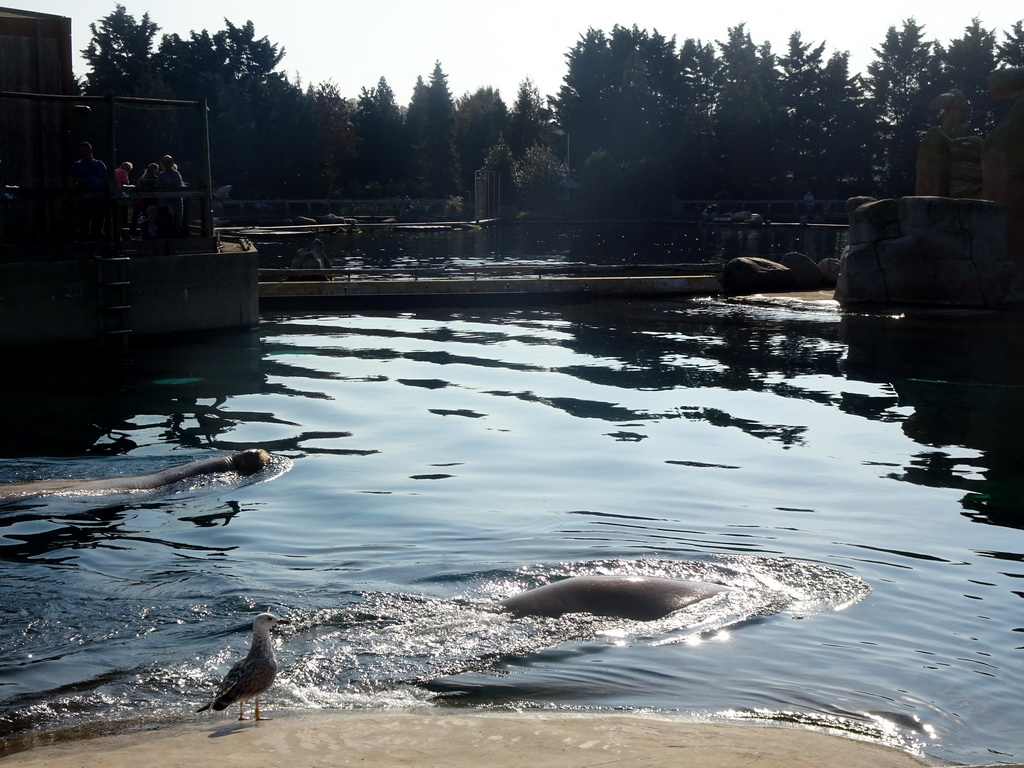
[0,7,74,233]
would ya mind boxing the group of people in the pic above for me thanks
[67,141,186,240]
[129,155,185,239]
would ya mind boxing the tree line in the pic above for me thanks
[79,5,1024,216]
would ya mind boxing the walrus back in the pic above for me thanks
[499,575,730,621]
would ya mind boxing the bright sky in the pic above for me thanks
[25,0,1024,105]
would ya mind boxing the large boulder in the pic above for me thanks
[776,251,822,290]
[721,252,826,294]
[817,257,841,285]
[724,252,827,294]
[836,196,1018,307]
[721,257,795,294]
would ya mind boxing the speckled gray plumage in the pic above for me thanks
[197,612,289,720]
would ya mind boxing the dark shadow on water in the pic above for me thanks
[0,330,266,459]
[841,309,1024,530]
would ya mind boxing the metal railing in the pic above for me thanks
[672,198,850,223]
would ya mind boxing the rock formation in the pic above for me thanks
[840,68,1024,308]
[836,196,1017,307]
[983,67,1024,274]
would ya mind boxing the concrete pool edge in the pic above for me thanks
[0,711,962,767]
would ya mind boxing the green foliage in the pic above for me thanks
[77,4,1024,214]
[407,62,460,196]
[310,81,358,195]
[578,150,620,217]
[507,78,552,158]
[714,24,777,196]
[81,4,161,97]
[866,19,944,195]
[939,19,1000,132]
[998,21,1024,66]
[454,87,508,191]
[552,25,685,168]
[483,134,516,203]
[513,144,569,212]
[353,77,409,191]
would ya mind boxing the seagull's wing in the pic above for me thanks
[197,656,251,712]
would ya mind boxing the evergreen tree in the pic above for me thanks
[353,77,408,194]
[940,18,999,132]
[407,62,460,196]
[311,81,358,195]
[817,52,875,196]
[997,21,1024,66]
[247,75,318,197]
[865,19,942,195]
[454,87,508,190]
[675,38,721,197]
[81,6,186,178]
[213,20,286,84]
[714,25,775,196]
[507,78,551,159]
[155,30,225,109]
[552,28,616,166]
[82,4,161,96]
[774,33,873,198]
[552,25,684,169]
[775,33,828,196]
[606,26,683,164]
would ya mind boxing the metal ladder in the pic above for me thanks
[95,255,132,351]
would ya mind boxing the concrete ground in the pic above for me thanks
[1,712,945,768]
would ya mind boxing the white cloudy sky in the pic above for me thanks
[26,0,1024,103]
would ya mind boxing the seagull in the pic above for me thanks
[197,612,290,721]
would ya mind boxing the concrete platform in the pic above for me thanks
[259,273,723,310]
[1,713,939,767]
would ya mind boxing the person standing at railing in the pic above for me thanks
[113,162,133,233]
[155,154,184,237]
[114,161,132,187]
[131,162,159,237]
[67,141,107,240]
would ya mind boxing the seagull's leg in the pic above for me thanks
[254,696,271,721]
[238,702,249,721]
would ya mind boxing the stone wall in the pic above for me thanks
[835,196,1018,307]
[983,68,1024,277]
[0,246,258,347]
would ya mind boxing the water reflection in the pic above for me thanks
[0,332,265,458]
[0,503,238,562]
[841,309,1024,530]
[259,298,1024,533]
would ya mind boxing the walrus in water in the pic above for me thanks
[0,449,271,501]
[498,574,731,621]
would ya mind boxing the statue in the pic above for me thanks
[915,89,983,198]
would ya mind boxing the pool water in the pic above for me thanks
[0,225,1022,765]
